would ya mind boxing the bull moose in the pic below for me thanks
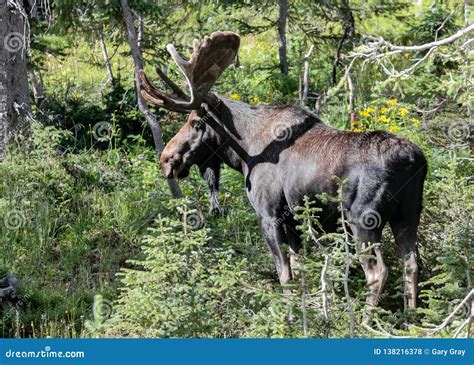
[139,32,427,308]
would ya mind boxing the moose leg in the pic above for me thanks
[354,228,387,307]
[199,161,222,216]
[285,216,302,279]
[259,216,292,286]
[390,221,419,309]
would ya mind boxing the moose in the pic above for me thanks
[139,32,427,309]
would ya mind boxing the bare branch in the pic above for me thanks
[428,289,474,336]
[453,318,469,338]
[301,44,315,106]
[362,25,473,53]
[321,254,329,321]
[339,196,355,338]
[348,25,473,79]
[435,5,459,41]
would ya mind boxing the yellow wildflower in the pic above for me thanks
[387,99,398,106]
[353,128,362,132]
[366,107,375,114]
[388,125,399,133]
[359,110,370,118]
[399,108,409,117]
[249,96,260,105]
[380,107,388,114]
[230,93,240,101]
[378,115,391,124]
[410,118,421,125]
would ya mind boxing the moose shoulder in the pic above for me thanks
[141,31,427,309]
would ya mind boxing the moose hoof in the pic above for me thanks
[210,207,223,217]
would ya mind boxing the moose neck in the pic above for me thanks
[204,95,327,179]
[204,96,260,172]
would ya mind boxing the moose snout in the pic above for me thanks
[160,152,184,179]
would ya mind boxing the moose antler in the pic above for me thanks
[155,67,188,99]
[140,31,240,112]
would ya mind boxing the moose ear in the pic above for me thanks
[190,117,205,130]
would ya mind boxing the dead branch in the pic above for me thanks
[348,25,473,78]
[453,318,469,338]
[435,5,460,41]
[301,44,315,107]
[321,253,329,321]
[339,198,355,338]
[428,289,474,336]
[468,298,473,338]
[362,25,473,53]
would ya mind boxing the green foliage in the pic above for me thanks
[106,203,357,338]
[416,153,473,335]
[108,217,252,337]
[1,0,472,339]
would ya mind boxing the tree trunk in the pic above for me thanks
[0,0,32,162]
[120,0,182,198]
[347,71,355,129]
[278,0,288,75]
[97,22,115,85]
[331,3,355,86]
[301,45,314,107]
[136,12,144,53]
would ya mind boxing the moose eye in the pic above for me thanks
[191,118,204,130]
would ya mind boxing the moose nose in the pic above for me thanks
[161,153,173,164]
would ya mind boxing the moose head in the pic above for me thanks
[140,32,241,216]
[140,31,427,310]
